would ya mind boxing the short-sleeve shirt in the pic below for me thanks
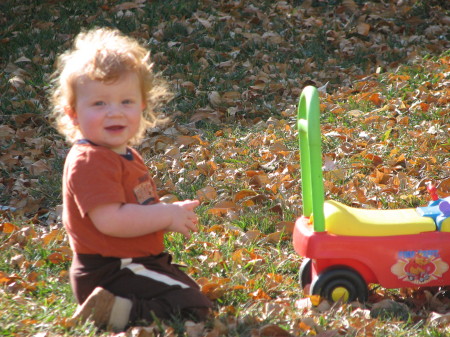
[62,141,165,258]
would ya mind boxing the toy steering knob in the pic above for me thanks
[440,201,450,216]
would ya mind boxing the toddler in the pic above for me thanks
[50,27,212,331]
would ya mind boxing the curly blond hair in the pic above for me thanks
[50,27,171,145]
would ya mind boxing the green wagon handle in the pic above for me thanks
[297,86,325,232]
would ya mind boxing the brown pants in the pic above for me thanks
[70,252,212,324]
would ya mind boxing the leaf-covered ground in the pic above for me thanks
[0,0,449,336]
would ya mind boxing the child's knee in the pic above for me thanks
[182,306,211,322]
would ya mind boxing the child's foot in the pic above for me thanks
[71,287,132,332]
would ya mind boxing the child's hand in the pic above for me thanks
[166,199,200,238]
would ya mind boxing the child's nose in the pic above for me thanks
[107,104,122,116]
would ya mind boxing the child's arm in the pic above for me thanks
[88,199,199,239]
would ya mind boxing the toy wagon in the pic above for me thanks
[293,86,450,303]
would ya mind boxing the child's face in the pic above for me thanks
[69,71,144,154]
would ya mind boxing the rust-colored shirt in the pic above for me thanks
[62,141,164,258]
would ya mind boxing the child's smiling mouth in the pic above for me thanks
[105,125,125,131]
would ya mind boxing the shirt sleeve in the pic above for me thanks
[67,148,127,217]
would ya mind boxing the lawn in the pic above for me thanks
[0,0,449,336]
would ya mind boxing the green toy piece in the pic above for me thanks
[297,86,325,232]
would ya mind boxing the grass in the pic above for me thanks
[1,0,449,336]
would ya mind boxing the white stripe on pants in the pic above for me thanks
[121,258,190,289]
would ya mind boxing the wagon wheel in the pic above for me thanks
[310,267,368,303]
[299,258,312,289]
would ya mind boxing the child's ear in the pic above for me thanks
[64,105,78,125]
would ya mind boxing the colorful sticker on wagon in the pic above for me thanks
[391,250,449,285]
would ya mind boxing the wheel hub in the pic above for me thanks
[331,286,350,302]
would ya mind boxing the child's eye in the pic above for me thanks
[123,99,134,105]
[93,101,105,106]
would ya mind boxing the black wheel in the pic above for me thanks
[299,258,312,289]
[310,267,368,303]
